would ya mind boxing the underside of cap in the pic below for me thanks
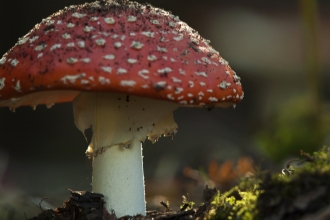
[0,0,243,109]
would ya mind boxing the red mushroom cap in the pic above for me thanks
[0,0,243,109]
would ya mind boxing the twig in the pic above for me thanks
[160,201,172,212]
[36,197,49,211]
[156,210,195,220]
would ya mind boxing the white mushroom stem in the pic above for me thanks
[73,92,178,217]
[93,139,145,217]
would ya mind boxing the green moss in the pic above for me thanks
[180,194,195,211]
[203,147,330,220]
[256,147,330,220]
[205,184,260,220]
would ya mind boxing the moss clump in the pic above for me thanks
[206,186,259,220]
[256,147,330,220]
[204,147,330,220]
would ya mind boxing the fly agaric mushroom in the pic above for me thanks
[0,0,243,217]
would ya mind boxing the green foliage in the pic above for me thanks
[256,96,330,161]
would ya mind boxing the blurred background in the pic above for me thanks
[0,0,330,218]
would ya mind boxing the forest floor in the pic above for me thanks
[29,148,330,220]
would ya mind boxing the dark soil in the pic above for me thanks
[28,187,217,220]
